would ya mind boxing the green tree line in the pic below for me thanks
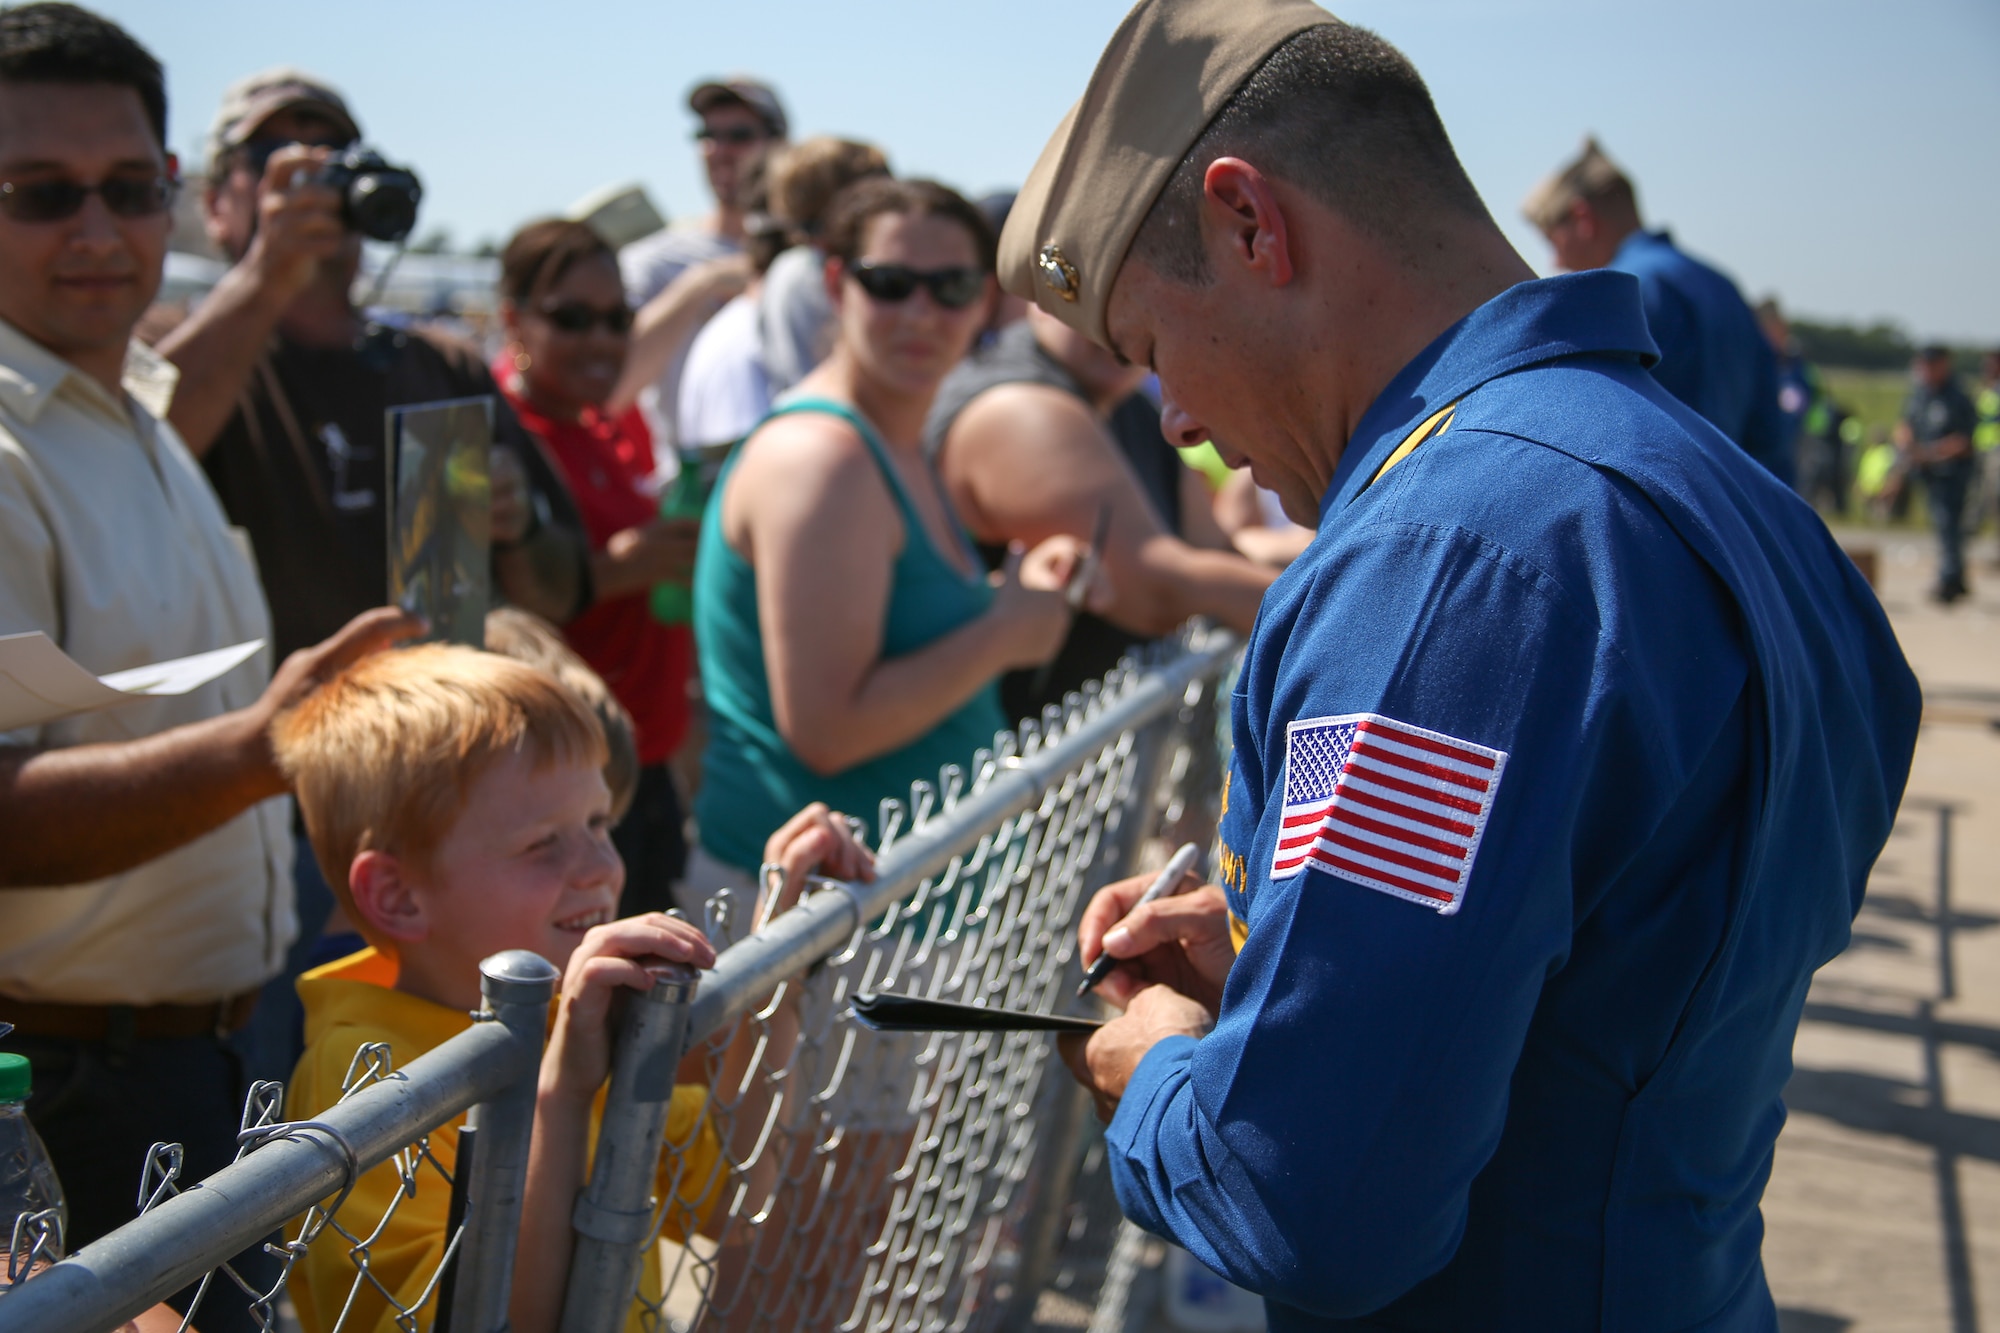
[1792,318,1991,374]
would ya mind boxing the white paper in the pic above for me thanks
[0,633,264,733]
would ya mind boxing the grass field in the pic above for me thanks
[1822,368,1912,440]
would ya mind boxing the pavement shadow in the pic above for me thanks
[1862,890,2000,934]
[1805,1002,2000,1059]
[1777,1310,1852,1333]
[1786,1066,2000,1161]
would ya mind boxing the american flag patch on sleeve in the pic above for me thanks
[1272,713,1508,915]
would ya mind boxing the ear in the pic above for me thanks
[499,299,521,338]
[348,849,429,944]
[822,253,846,308]
[1200,158,1295,289]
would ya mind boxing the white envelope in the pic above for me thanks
[0,633,264,733]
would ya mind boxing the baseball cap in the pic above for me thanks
[206,66,360,167]
[687,77,788,139]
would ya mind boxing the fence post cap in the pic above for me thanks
[640,960,700,1005]
[479,950,560,1004]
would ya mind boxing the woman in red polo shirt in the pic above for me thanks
[494,219,713,915]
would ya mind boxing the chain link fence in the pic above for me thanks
[0,952,557,1333]
[0,626,1238,1333]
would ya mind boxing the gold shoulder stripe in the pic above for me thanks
[1367,402,1459,489]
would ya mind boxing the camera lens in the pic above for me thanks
[349,172,420,243]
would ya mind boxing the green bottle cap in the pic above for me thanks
[0,1053,29,1102]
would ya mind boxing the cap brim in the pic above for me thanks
[222,89,360,150]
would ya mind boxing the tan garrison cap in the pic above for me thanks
[1520,136,1630,232]
[206,67,360,167]
[998,0,1336,348]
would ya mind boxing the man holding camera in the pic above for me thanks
[152,68,590,1084]
[155,67,589,665]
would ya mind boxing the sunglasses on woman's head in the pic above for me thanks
[0,174,178,223]
[846,262,985,311]
[539,302,635,335]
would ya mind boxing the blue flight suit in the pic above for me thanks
[1104,272,1919,1330]
[1609,230,1792,485]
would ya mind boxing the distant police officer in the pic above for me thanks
[1896,344,1979,603]
[1524,137,1793,484]
[1017,2,1922,1327]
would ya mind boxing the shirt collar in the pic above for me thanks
[1613,228,1675,265]
[1321,271,1661,521]
[0,314,179,425]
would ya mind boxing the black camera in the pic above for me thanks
[317,147,422,244]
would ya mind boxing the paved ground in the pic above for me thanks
[1763,528,2000,1333]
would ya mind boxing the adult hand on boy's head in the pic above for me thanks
[261,607,426,719]
[542,913,717,1104]
[236,607,424,797]
[757,802,875,927]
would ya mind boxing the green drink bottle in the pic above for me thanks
[649,450,705,625]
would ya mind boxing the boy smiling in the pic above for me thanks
[273,645,723,1333]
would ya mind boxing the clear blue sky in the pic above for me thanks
[99,0,2000,342]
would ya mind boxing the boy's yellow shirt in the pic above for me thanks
[285,948,724,1333]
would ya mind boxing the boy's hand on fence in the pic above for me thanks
[543,913,717,1102]
[757,802,875,927]
[1059,983,1214,1123]
[1078,878,1234,1014]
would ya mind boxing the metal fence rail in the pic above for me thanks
[0,626,1239,1333]
[0,950,557,1333]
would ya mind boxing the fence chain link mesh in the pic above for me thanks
[91,1042,466,1333]
[632,637,1234,1333]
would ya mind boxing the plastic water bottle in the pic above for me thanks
[648,451,705,626]
[0,1053,66,1270]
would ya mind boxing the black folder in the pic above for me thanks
[849,993,1103,1034]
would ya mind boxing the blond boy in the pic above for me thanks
[274,645,725,1333]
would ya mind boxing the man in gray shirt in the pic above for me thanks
[621,77,786,448]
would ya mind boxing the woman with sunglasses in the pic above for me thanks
[495,218,699,916]
[689,178,1097,888]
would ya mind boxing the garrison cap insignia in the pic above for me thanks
[1036,245,1079,303]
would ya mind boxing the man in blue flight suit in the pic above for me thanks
[1524,137,1793,485]
[998,2,1922,1328]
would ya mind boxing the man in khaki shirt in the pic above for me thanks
[0,9,412,1324]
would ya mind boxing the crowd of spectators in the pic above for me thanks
[0,5,1278,1325]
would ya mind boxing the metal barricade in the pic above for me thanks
[0,950,558,1333]
[0,628,1239,1333]
[565,625,1240,1332]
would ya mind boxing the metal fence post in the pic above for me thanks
[560,961,701,1333]
[447,949,560,1333]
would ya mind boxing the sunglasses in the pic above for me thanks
[540,301,635,335]
[847,262,986,311]
[694,126,767,147]
[0,174,178,223]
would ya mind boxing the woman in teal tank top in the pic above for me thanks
[693,180,1097,874]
